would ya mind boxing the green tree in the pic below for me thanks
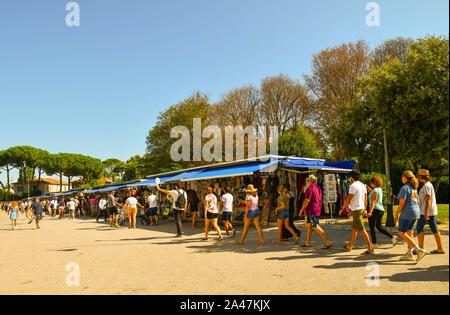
[356,35,449,191]
[278,126,322,158]
[145,91,211,173]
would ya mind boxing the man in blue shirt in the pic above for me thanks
[31,198,43,229]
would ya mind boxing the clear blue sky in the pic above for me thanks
[0,0,448,182]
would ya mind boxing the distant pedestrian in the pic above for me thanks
[147,190,159,226]
[237,185,264,245]
[276,185,300,245]
[31,198,43,229]
[204,187,223,241]
[417,169,445,254]
[67,198,76,220]
[339,170,374,255]
[366,176,397,248]
[97,196,107,222]
[395,170,428,263]
[220,187,235,237]
[58,198,65,219]
[123,192,144,229]
[8,201,19,230]
[187,189,200,228]
[107,191,122,228]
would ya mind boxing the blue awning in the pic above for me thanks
[132,168,208,187]
[181,160,279,182]
[280,159,355,173]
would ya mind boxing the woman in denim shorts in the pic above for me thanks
[237,185,264,245]
[276,185,300,245]
[395,171,428,263]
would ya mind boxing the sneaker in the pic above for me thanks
[114,224,120,228]
[175,234,182,238]
[415,250,428,264]
[392,236,398,247]
[399,254,415,261]
[373,244,379,249]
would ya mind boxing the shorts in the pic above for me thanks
[416,215,439,234]
[398,218,417,233]
[352,209,366,231]
[246,209,260,220]
[128,208,137,217]
[149,207,158,216]
[58,207,64,212]
[277,209,290,220]
[34,212,42,221]
[109,207,119,216]
[190,206,198,212]
[69,209,75,213]
[207,212,219,220]
[307,215,320,228]
[222,212,232,222]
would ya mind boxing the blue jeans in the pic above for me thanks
[416,215,439,234]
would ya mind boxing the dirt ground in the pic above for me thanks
[0,211,448,295]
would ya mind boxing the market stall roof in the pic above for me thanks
[181,159,280,182]
[131,168,208,187]
[280,159,356,173]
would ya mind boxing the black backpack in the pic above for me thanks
[175,190,186,209]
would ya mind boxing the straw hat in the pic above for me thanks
[244,184,258,193]
[417,169,430,177]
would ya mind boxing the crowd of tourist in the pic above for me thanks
[0,169,445,264]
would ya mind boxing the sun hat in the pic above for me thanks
[417,169,430,177]
[244,184,258,193]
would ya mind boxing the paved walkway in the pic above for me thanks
[0,211,448,295]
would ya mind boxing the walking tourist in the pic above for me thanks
[203,187,223,241]
[339,170,374,255]
[395,170,428,263]
[31,198,43,229]
[299,175,332,249]
[187,189,200,228]
[366,176,398,248]
[416,169,445,254]
[147,190,159,226]
[237,184,264,245]
[220,186,235,237]
[156,181,187,237]
[122,191,144,229]
[8,201,19,230]
[276,185,300,245]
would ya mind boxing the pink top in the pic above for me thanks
[246,194,259,210]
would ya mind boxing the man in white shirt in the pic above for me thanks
[339,170,374,255]
[156,181,187,237]
[147,190,159,226]
[97,196,107,223]
[220,186,235,237]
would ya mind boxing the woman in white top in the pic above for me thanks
[237,185,264,245]
[123,192,144,229]
[204,187,223,241]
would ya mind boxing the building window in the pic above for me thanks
[18,186,23,192]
